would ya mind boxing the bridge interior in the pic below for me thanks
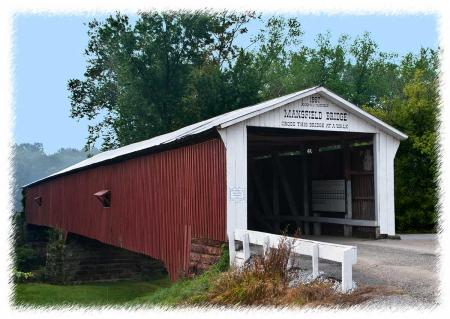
[247,126,376,238]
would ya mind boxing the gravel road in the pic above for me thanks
[297,234,440,308]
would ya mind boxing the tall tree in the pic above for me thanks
[69,11,257,151]
[69,12,439,232]
[364,48,439,232]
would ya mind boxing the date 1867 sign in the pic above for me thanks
[280,95,350,131]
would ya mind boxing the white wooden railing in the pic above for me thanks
[229,229,357,292]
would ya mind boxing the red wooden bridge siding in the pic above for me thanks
[25,138,227,280]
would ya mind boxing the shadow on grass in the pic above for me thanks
[13,276,172,308]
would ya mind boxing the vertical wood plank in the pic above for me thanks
[301,147,310,235]
[272,152,280,232]
[343,139,352,237]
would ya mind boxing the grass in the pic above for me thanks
[14,277,171,307]
[128,268,220,306]
[129,244,231,306]
[13,242,397,308]
[14,245,229,308]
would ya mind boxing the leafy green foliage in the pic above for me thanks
[364,49,439,232]
[13,271,36,284]
[214,244,230,272]
[69,11,259,150]
[69,12,439,232]
[14,246,44,273]
[12,211,48,274]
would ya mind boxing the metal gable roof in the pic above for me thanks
[24,86,407,187]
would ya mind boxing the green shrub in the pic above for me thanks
[14,245,45,273]
[131,243,230,306]
[212,244,229,272]
[14,271,35,283]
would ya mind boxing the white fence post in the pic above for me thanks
[341,248,353,292]
[243,232,251,262]
[263,236,270,255]
[233,229,356,291]
[228,232,236,265]
[312,243,319,279]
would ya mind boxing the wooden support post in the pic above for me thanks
[341,248,354,292]
[342,139,353,237]
[272,152,280,232]
[344,180,353,237]
[249,160,272,216]
[312,243,319,279]
[243,233,251,262]
[310,145,321,236]
[274,155,300,216]
[313,213,321,235]
[302,147,311,235]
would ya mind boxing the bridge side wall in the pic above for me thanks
[24,138,227,280]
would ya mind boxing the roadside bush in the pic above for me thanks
[14,244,44,273]
[212,244,230,272]
[136,243,230,306]
[12,210,49,274]
[206,238,297,305]
[200,237,398,307]
[14,267,46,283]
[13,271,35,283]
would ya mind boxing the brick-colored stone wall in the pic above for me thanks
[45,234,166,284]
[188,238,224,275]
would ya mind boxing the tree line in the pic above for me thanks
[68,11,438,232]
[12,143,93,212]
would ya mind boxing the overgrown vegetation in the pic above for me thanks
[68,11,439,233]
[11,209,58,284]
[190,238,398,307]
[204,238,296,305]
[129,244,230,306]
[14,239,397,308]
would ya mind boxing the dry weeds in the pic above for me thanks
[194,237,402,307]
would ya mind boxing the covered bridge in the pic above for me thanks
[24,86,407,280]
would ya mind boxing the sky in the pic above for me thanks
[13,13,438,154]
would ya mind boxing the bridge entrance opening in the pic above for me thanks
[247,126,377,238]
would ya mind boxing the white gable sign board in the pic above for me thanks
[245,93,377,134]
[281,94,349,131]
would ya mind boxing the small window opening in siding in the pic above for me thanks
[34,196,42,206]
[319,144,342,152]
[351,140,373,148]
[279,150,302,157]
[252,154,272,160]
[93,190,111,208]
